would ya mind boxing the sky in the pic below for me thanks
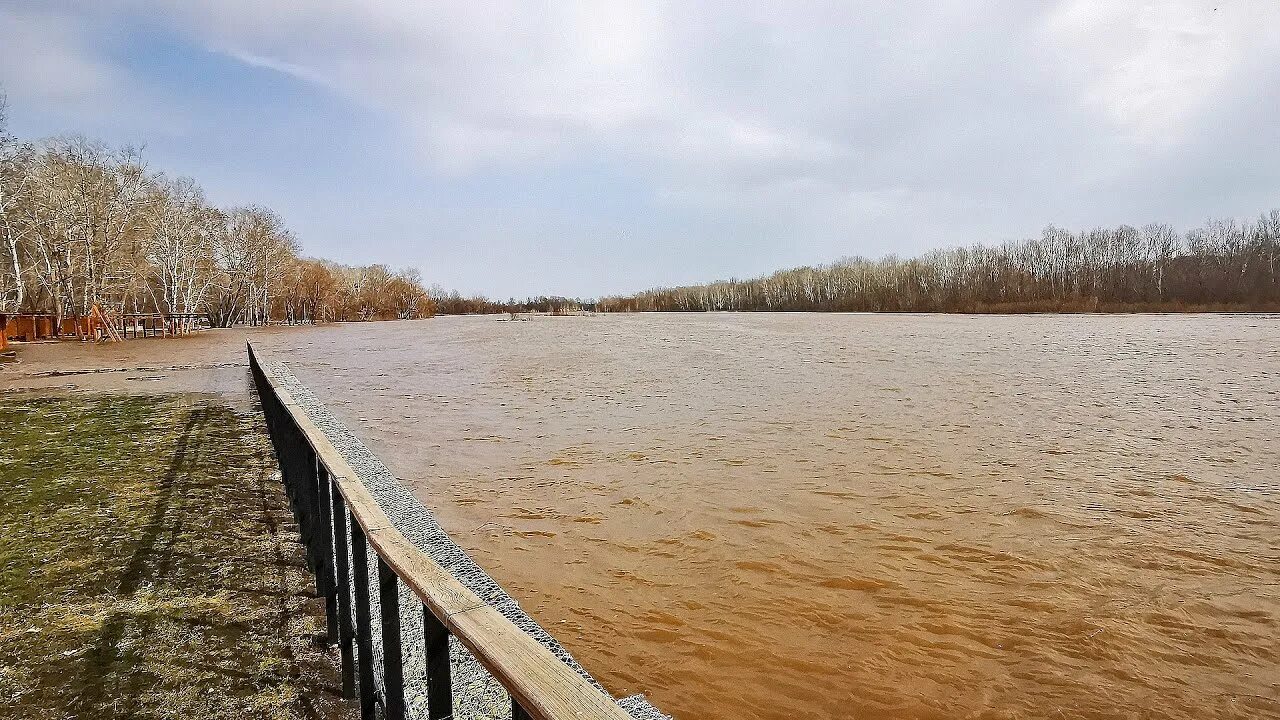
[1,1,1278,298]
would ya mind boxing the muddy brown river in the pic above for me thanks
[7,314,1278,718]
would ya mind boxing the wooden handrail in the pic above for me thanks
[248,343,637,720]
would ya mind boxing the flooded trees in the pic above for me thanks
[279,258,339,324]
[273,262,436,324]
[206,207,298,327]
[599,215,1280,313]
[385,268,434,320]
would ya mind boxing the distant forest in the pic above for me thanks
[433,292,585,316]
[597,213,1280,313]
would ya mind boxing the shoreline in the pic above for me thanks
[1,326,357,718]
[2,328,670,719]
[0,327,304,398]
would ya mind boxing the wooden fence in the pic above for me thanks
[248,344,642,720]
[0,312,208,342]
[120,313,208,338]
[0,314,57,342]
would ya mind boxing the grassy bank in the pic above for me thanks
[0,392,351,719]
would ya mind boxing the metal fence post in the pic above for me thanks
[378,556,406,720]
[423,605,453,720]
[316,462,338,644]
[299,442,318,574]
[331,490,356,699]
[350,515,377,720]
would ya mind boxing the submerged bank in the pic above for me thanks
[0,390,351,719]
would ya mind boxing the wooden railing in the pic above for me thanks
[248,344,637,720]
[120,313,209,339]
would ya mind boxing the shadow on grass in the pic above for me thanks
[0,393,354,720]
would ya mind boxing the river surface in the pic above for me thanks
[7,314,1278,718]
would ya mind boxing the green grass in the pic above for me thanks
[0,392,351,719]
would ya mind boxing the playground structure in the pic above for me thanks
[0,307,209,348]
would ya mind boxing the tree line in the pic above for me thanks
[0,96,435,327]
[597,214,1280,313]
[431,291,587,316]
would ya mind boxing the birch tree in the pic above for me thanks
[0,94,436,327]
[144,176,217,316]
[0,96,31,311]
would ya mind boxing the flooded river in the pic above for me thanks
[8,314,1278,718]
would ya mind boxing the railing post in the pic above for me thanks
[282,420,308,549]
[316,461,338,644]
[331,489,356,699]
[350,515,377,720]
[281,427,296,503]
[378,556,406,720]
[299,443,318,574]
[423,606,453,720]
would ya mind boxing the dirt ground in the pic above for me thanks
[0,328,305,399]
[0,333,354,719]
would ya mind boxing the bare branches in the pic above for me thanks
[0,102,434,325]
[598,217,1280,313]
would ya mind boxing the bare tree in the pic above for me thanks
[0,95,436,330]
[144,176,217,317]
[598,215,1280,314]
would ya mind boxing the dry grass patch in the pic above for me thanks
[0,393,353,719]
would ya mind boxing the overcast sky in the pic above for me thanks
[2,1,1278,298]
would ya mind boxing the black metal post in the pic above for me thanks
[298,442,317,574]
[423,605,453,720]
[350,515,377,720]
[378,556,406,720]
[331,490,356,699]
[316,461,338,644]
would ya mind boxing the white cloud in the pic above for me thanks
[6,0,1280,294]
[1041,1,1280,144]
[221,49,334,91]
[173,1,678,171]
[70,0,1275,180]
[0,7,122,107]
